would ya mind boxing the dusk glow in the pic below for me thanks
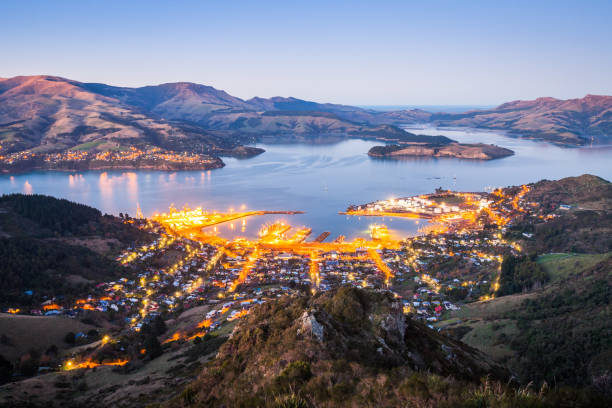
[2,0,611,104]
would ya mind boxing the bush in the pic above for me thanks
[180,385,197,405]
[399,374,431,400]
[324,286,365,326]
[18,355,38,377]
[273,361,313,393]
[272,394,311,408]
[0,354,13,384]
[143,334,163,359]
[64,332,76,344]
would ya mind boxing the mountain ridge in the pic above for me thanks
[1,75,611,165]
[430,94,612,145]
[0,75,411,165]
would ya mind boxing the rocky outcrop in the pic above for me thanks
[174,286,509,407]
[297,311,324,341]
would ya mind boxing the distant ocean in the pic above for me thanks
[359,105,495,113]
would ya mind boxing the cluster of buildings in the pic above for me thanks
[0,146,218,169]
[347,192,487,218]
[0,150,37,165]
[46,146,217,165]
[5,184,547,370]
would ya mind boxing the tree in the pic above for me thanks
[143,334,163,359]
[0,354,12,384]
[151,315,167,336]
[499,255,548,296]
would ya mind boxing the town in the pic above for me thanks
[3,184,546,372]
[0,146,222,171]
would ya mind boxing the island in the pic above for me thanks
[368,141,514,160]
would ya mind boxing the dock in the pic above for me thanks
[313,232,330,243]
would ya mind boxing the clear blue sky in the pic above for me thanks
[2,0,611,105]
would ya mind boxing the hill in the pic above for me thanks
[162,287,507,407]
[78,82,414,142]
[429,95,612,145]
[0,176,611,406]
[0,313,99,361]
[0,76,416,171]
[0,194,151,307]
[0,76,236,154]
[507,174,612,253]
[439,254,612,389]
[437,174,612,393]
[158,287,611,408]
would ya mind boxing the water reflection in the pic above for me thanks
[98,172,140,209]
[23,181,32,194]
[68,174,85,187]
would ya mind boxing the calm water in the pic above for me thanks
[1,127,610,240]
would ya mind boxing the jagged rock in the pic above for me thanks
[297,310,324,341]
[379,300,406,346]
[188,287,510,407]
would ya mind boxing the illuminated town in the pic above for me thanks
[0,146,221,171]
[4,185,545,371]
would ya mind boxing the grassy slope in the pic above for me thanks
[438,253,612,384]
[0,302,235,407]
[538,252,611,282]
[0,314,98,361]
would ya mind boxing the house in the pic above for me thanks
[44,310,61,316]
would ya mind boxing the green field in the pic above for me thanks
[537,252,611,282]
[460,319,517,361]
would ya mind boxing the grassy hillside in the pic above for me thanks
[504,175,612,254]
[439,252,612,390]
[0,76,413,166]
[0,314,99,361]
[157,287,609,408]
[437,174,612,398]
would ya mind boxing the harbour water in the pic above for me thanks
[1,127,610,240]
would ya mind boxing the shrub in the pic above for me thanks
[64,332,76,344]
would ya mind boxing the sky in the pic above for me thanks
[2,0,611,105]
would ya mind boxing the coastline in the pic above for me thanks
[0,158,226,174]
